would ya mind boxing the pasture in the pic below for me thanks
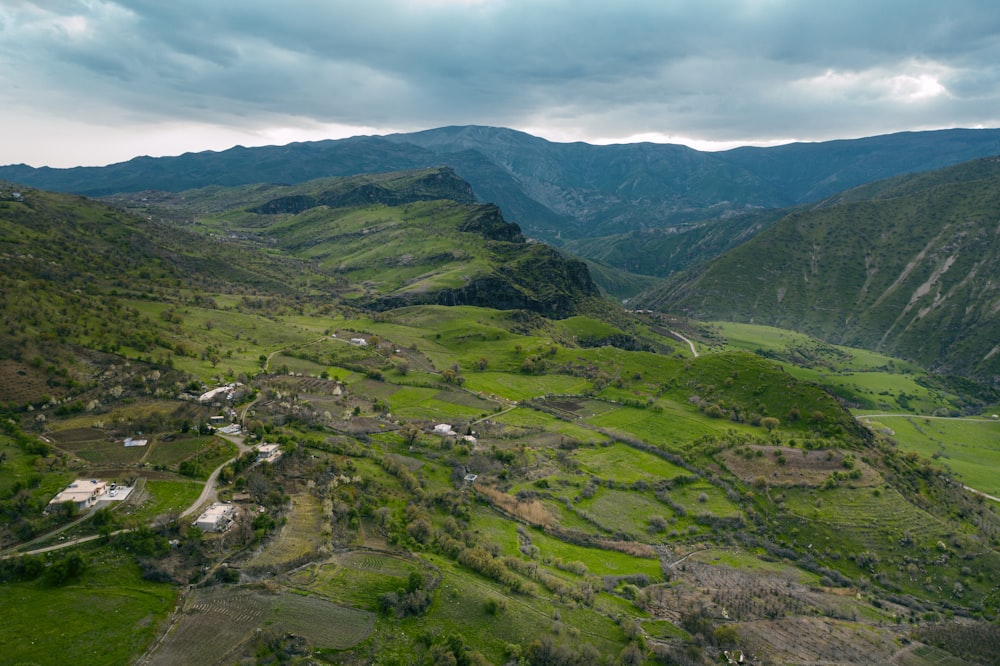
[124,478,203,524]
[0,547,176,666]
[859,415,1000,496]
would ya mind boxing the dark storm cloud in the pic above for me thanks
[3,0,1000,165]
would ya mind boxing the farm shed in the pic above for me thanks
[47,479,107,511]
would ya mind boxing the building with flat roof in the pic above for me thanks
[256,443,282,463]
[48,479,107,511]
[194,502,236,532]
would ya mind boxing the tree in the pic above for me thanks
[761,416,780,432]
[45,552,86,585]
[401,424,421,447]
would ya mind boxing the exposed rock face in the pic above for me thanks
[458,204,524,242]
[367,242,598,318]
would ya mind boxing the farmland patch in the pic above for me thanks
[147,586,373,664]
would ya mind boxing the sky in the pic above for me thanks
[3,0,1000,167]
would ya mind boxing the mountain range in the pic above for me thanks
[6,125,1000,277]
[4,125,1000,385]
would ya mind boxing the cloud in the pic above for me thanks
[3,0,1000,165]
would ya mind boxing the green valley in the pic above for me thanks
[0,169,998,666]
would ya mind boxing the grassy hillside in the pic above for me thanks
[1,176,999,665]
[642,158,1000,384]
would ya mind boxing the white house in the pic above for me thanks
[197,382,242,403]
[48,479,107,512]
[194,502,236,532]
[349,337,368,347]
[433,423,455,435]
[256,443,282,463]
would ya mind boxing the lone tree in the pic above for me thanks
[760,416,780,432]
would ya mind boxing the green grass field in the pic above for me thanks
[528,529,663,579]
[251,493,326,568]
[713,321,967,414]
[124,478,204,524]
[573,442,691,483]
[292,553,419,611]
[0,547,176,666]
[859,415,1000,496]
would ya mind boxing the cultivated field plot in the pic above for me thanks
[147,586,374,665]
[48,427,147,465]
[585,402,752,451]
[576,487,675,537]
[782,484,951,549]
[144,435,217,467]
[250,493,326,569]
[573,441,691,483]
[736,616,900,665]
[720,445,880,488]
[488,407,610,444]
[290,551,419,611]
[270,352,327,376]
[527,529,663,580]
[462,372,592,401]
[535,397,619,419]
[387,387,498,421]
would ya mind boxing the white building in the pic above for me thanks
[256,443,282,463]
[197,383,242,403]
[194,502,236,532]
[48,479,107,511]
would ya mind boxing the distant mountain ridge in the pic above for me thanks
[640,157,1000,384]
[5,126,1000,275]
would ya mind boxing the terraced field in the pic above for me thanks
[249,493,326,569]
[146,586,373,664]
[783,484,951,549]
[290,551,420,611]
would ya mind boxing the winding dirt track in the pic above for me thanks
[668,329,699,357]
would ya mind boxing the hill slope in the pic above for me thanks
[110,167,600,317]
[641,157,1000,383]
[5,126,1000,279]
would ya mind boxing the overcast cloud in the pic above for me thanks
[3,0,1000,166]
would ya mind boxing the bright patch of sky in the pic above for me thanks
[2,0,999,167]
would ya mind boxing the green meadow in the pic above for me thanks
[859,414,1000,496]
